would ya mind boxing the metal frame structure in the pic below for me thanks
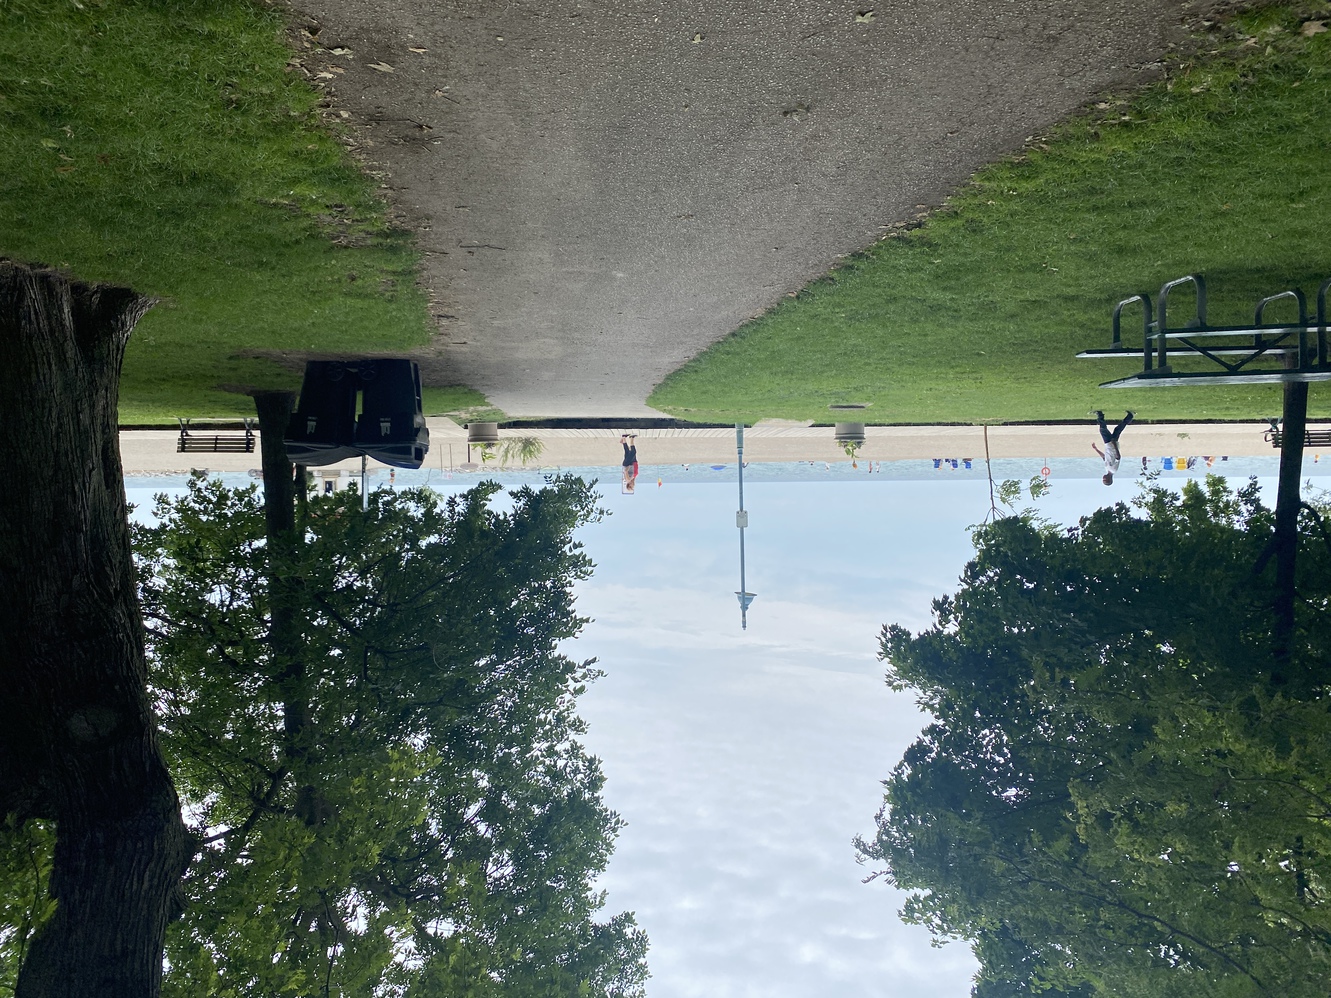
[1078,274,1331,388]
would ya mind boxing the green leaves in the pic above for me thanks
[0,818,55,994]
[865,477,1331,996]
[132,474,644,997]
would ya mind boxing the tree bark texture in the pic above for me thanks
[0,261,191,997]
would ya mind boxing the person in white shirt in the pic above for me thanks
[1092,410,1134,485]
[620,434,639,493]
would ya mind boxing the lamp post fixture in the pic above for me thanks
[735,423,756,630]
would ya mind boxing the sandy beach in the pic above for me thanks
[120,418,1307,475]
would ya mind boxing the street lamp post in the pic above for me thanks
[735,423,756,629]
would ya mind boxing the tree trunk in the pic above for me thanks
[1272,380,1308,678]
[251,393,316,820]
[0,261,191,997]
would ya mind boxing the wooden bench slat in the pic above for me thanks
[177,435,255,453]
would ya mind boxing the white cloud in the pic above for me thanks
[573,583,976,992]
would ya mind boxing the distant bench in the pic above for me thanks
[1264,424,1331,449]
[177,417,256,453]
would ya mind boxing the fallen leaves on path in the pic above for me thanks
[328,47,352,56]
[1302,20,1327,36]
[855,10,875,23]
[691,32,703,43]
[368,62,396,73]
[408,46,428,53]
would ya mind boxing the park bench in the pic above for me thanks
[1077,275,1331,388]
[177,417,256,453]
[1264,423,1331,449]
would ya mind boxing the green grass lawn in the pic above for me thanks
[649,4,1331,425]
[0,0,493,425]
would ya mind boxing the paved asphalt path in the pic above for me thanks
[292,1,1195,417]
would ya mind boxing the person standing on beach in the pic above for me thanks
[621,434,639,493]
[1092,410,1134,486]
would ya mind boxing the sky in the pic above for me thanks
[567,478,991,998]
[559,465,1331,998]
[124,458,1331,998]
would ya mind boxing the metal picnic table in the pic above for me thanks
[1077,274,1331,387]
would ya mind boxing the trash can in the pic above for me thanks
[834,422,866,445]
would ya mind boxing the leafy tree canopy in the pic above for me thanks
[118,474,647,997]
[860,476,1331,998]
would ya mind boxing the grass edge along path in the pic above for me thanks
[0,0,499,425]
[649,2,1331,426]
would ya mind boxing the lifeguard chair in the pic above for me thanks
[283,359,430,470]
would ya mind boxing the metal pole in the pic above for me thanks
[737,423,745,512]
[735,423,753,630]
[1273,380,1308,677]
[361,453,369,512]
